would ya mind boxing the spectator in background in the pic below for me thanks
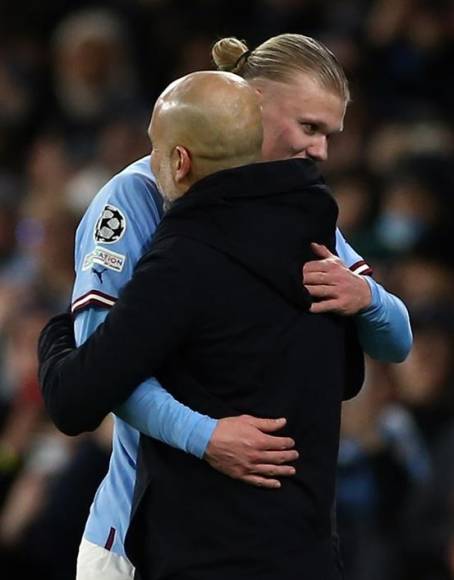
[50,8,146,161]
[330,168,381,260]
[400,420,454,580]
[390,255,454,314]
[389,317,454,449]
[65,117,151,216]
[338,358,431,580]
[374,155,454,256]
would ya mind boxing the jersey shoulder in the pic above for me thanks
[72,156,164,313]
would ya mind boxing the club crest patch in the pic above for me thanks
[94,204,126,244]
[83,246,126,273]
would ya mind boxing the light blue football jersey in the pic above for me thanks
[72,156,163,315]
[72,156,164,555]
[73,156,216,556]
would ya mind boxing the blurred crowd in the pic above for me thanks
[0,0,453,578]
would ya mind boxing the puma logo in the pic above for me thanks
[92,267,108,283]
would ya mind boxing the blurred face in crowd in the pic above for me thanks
[390,328,452,406]
[251,72,346,162]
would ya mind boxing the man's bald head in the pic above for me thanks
[148,71,263,202]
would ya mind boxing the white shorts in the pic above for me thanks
[76,537,135,580]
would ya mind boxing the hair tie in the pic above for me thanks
[234,50,251,70]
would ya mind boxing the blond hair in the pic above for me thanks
[212,34,349,102]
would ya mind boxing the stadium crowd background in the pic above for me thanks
[0,0,453,578]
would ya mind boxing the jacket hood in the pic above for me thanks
[155,158,338,310]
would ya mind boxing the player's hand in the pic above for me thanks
[303,243,372,315]
[204,415,298,489]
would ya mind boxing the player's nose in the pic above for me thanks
[306,136,328,162]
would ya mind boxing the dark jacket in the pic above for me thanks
[39,158,363,579]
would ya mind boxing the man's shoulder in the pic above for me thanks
[71,157,163,313]
[83,156,161,225]
[76,156,162,251]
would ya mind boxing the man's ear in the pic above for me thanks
[174,145,191,183]
[249,80,264,103]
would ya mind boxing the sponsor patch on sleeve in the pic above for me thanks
[94,204,126,244]
[83,246,126,273]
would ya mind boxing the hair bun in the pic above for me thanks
[212,37,249,73]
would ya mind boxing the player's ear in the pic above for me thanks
[174,145,191,183]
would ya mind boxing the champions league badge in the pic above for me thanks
[94,204,126,244]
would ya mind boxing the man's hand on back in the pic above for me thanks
[204,416,298,489]
[303,242,372,315]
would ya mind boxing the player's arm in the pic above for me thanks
[352,276,412,363]
[302,230,412,363]
[39,246,210,432]
[117,380,297,488]
[67,171,209,444]
[79,307,296,486]
[40,247,298,487]
[65,170,295,485]
[74,305,216,457]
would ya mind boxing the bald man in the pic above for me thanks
[149,71,263,204]
[40,71,363,580]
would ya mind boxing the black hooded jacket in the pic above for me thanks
[39,158,364,579]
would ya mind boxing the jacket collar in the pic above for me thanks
[169,158,324,213]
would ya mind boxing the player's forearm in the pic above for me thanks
[116,379,217,458]
[78,309,217,455]
[39,329,168,436]
[355,277,412,363]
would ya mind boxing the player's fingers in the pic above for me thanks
[302,272,333,285]
[257,434,295,450]
[247,417,287,432]
[310,242,333,259]
[252,464,296,477]
[303,260,330,275]
[242,475,282,489]
[309,299,340,314]
[256,449,299,464]
[304,284,336,299]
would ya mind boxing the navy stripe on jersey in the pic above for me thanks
[72,290,117,314]
[349,259,373,276]
[104,527,116,551]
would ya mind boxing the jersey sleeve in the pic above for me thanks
[335,229,412,363]
[75,306,217,457]
[70,170,216,454]
[116,381,216,459]
[40,239,206,435]
[71,172,162,314]
[335,229,373,276]
[355,279,412,363]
